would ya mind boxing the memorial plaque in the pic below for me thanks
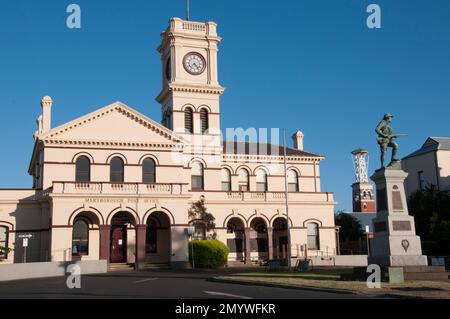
[374,221,387,233]
[393,221,411,231]
[377,188,387,212]
[392,191,403,211]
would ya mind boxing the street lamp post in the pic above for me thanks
[365,225,371,256]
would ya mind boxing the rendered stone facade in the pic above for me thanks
[0,18,337,267]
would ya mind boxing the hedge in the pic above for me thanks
[189,240,229,269]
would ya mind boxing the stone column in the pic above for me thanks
[136,224,147,266]
[244,227,251,263]
[267,227,273,261]
[99,225,111,262]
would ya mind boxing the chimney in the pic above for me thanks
[40,96,53,133]
[292,131,304,151]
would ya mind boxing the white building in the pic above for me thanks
[402,137,450,198]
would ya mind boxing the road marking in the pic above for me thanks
[204,291,253,299]
[134,278,159,283]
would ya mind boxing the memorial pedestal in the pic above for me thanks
[369,167,427,267]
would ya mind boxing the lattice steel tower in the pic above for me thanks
[351,149,375,213]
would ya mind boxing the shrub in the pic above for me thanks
[0,246,11,258]
[189,240,229,269]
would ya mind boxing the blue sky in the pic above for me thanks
[0,0,449,211]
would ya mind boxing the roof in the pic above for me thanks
[403,137,450,160]
[222,141,323,158]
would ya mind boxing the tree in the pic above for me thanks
[409,186,450,255]
[188,196,216,240]
[335,211,365,242]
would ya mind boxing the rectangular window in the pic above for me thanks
[191,176,203,190]
[307,235,319,250]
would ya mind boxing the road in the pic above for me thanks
[0,269,372,299]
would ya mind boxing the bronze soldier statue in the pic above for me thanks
[375,114,402,168]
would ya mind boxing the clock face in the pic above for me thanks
[183,52,206,75]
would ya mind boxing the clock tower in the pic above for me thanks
[156,18,224,148]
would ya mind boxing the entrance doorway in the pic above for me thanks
[110,226,126,263]
[146,211,171,264]
[110,211,136,263]
[226,217,245,261]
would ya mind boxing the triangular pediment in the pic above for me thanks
[37,102,183,146]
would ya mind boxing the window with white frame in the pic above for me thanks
[287,170,299,192]
[221,168,231,191]
[191,161,204,190]
[307,223,320,250]
[238,169,249,191]
[256,169,268,192]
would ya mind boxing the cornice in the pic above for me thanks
[221,154,324,163]
[156,84,225,102]
[41,139,184,150]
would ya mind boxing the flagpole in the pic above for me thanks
[186,0,190,21]
[283,129,292,271]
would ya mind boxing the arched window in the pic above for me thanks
[238,169,250,191]
[0,226,8,259]
[287,170,299,192]
[221,168,231,191]
[184,107,194,134]
[256,169,268,192]
[200,108,209,134]
[110,157,124,182]
[191,161,204,190]
[72,219,89,256]
[75,156,91,182]
[142,158,156,184]
[307,223,320,250]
